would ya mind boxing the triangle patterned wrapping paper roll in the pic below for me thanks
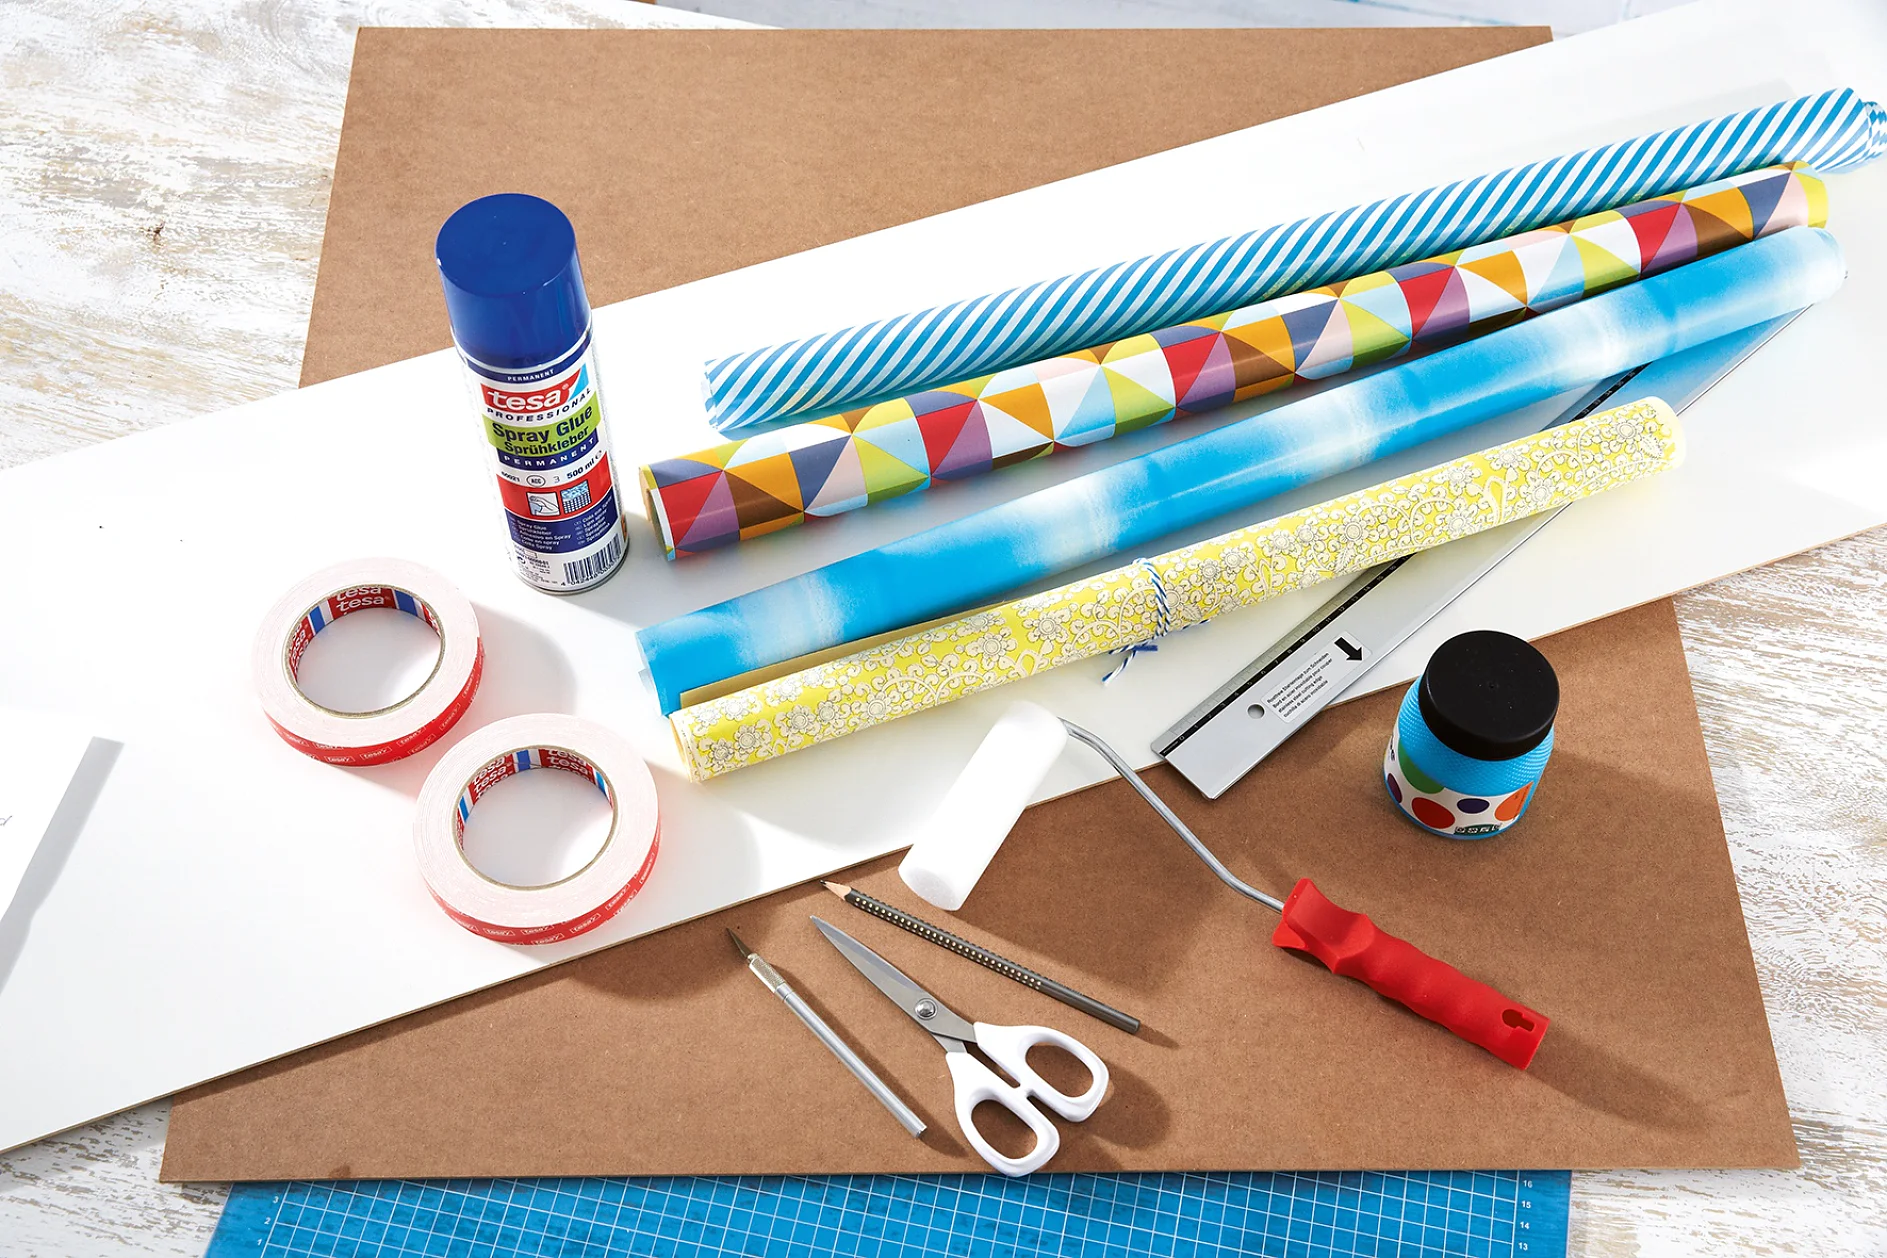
[670,397,1682,781]
[645,164,1822,558]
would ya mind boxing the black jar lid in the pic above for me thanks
[1417,630,1559,761]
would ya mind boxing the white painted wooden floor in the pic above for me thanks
[0,1,1882,1255]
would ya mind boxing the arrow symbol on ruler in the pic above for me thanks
[1336,637,1364,661]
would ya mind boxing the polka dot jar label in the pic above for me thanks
[1384,726,1538,839]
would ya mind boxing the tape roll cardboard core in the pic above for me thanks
[253,560,483,765]
[415,715,660,944]
[453,745,615,890]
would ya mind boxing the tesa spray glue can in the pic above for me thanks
[436,194,627,594]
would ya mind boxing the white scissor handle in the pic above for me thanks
[972,1021,1110,1122]
[945,1048,1060,1177]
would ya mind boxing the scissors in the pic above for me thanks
[812,916,1109,1176]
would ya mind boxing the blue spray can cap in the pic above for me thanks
[435,193,591,370]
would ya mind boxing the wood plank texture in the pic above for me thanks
[0,2,1881,1255]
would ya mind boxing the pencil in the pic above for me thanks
[820,882,1142,1035]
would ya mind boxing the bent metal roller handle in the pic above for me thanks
[1272,878,1547,1070]
[1062,721,1548,1069]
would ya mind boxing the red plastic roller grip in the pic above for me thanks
[1270,878,1549,1069]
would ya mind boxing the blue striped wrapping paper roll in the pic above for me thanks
[641,227,1845,714]
[703,89,1883,431]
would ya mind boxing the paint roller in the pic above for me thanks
[899,701,1549,1069]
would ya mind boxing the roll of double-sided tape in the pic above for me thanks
[251,559,484,766]
[413,714,660,944]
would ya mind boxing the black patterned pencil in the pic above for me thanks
[821,881,1141,1034]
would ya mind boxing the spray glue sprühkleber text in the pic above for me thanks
[436,194,627,593]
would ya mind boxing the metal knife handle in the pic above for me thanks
[755,964,928,1137]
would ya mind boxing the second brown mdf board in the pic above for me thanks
[163,27,1795,1181]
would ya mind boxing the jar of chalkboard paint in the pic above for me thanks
[1384,630,1558,839]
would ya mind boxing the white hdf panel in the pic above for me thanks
[0,0,1883,1152]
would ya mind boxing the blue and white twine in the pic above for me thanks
[703,88,1886,431]
[1103,558,1175,683]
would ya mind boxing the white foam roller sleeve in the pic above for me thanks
[414,714,661,944]
[899,701,1068,911]
[251,558,483,766]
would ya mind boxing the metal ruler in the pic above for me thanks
[1154,315,1797,799]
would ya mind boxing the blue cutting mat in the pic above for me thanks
[206,1169,1569,1257]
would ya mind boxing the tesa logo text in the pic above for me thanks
[483,366,584,413]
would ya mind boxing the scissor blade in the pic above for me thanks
[812,916,979,1043]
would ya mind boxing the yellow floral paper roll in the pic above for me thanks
[671,398,1682,780]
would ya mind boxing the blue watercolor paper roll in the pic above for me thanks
[642,227,1845,714]
[703,90,1884,430]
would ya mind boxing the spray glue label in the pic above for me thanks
[462,329,627,593]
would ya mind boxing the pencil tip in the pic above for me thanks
[822,881,850,897]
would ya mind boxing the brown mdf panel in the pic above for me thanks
[166,25,1791,1181]
[166,601,1793,1179]
[299,27,1549,384]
